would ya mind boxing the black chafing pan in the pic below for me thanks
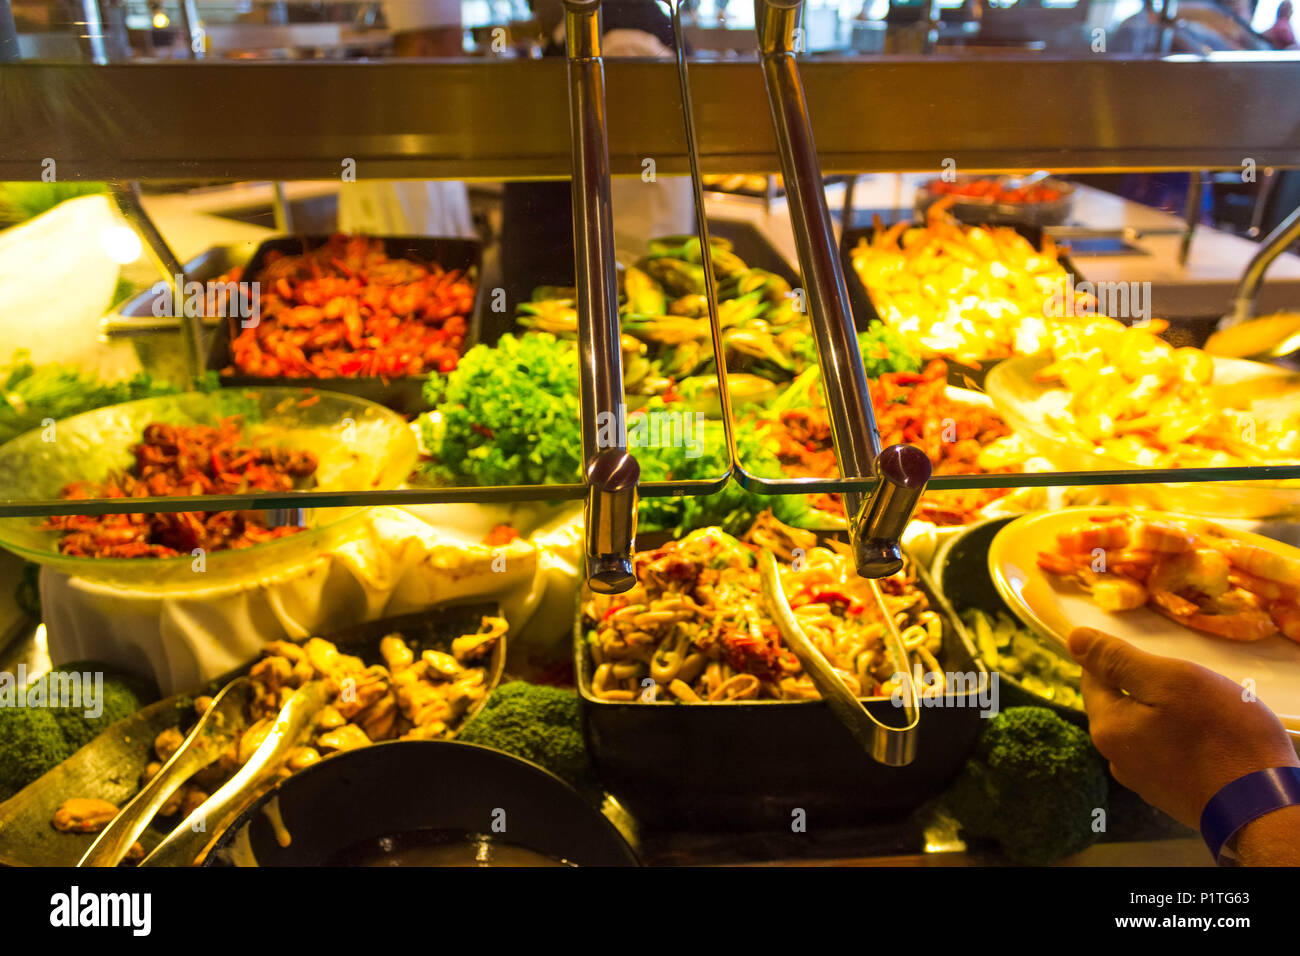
[574,533,987,830]
[206,234,484,416]
[839,220,1087,391]
[206,740,638,867]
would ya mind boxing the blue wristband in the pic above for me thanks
[1200,766,1300,863]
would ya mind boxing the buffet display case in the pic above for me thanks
[3,0,1300,871]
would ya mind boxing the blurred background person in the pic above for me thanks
[499,0,695,307]
[1263,0,1297,46]
[336,0,475,238]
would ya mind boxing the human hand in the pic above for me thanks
[1067,626,1299,830]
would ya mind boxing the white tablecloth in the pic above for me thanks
[40,503,584,696]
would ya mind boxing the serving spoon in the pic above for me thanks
[1205,311,1300,363]
[757,549,919,767]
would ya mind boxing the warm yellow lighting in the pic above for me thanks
[100,224,143,264]
[152,11,170,28]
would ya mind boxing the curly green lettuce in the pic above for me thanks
[0,351,192,446]
[419,333,816,532]
[419,333,584,487]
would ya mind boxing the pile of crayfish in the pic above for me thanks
[1038,513,1300,643]
[45,419,318,559]
[228,235,473,380]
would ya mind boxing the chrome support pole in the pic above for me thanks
[178,0,204,58]
[1247,167,1278,240]
[80,0,109,63]
[564,0,638,595]
[272,182,294,233]
[0,0,19,62]
[754,0,929,579]
[1178,169,1203,268]
[107,181,205,384]
[1228,203,1300,325]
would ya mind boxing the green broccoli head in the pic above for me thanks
[0,664,155,801]
[457,682,595,797]
[49,668,154,751]
[0,708,73,802]
[945,706,1109,865]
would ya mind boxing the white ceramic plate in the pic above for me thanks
[984,353,1300,519]
[989,507,1300,729]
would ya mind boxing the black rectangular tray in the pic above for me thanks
[574,543,986,830]
[840,220,1086,389]
[206,234,484,417]
[485,219,801,347]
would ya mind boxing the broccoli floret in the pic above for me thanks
[48,666,155,751]
[458,682,595,796]
[0,664,155,801]
[944,706,1109,865]
[0,708,73,802]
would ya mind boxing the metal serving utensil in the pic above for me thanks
[1213,204,1300,343]
[758,549,919,766]
[564,0,639,596]
[141,679,331,867]
[77,677,254,868]
[1205,311,1300,363]
[752,0,931,579]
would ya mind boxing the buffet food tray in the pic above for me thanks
[105,243,256,333]
[205,234,485,416]
[573,540,987,830]
[839,221,1087,389]
[913,176,1076,228]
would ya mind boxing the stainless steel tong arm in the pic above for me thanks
[754,0,930,578]
[565,0,639,595]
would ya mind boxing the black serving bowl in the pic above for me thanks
[574,545,987,830]
[207,740,638,867]
[933,515,1087,727]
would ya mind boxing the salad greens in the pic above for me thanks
[0,182,107,226]
[775,324,921,413]
[0,351,191,446]
[418,333,815,533]
[420,333,583,488]
[419,274,918,534]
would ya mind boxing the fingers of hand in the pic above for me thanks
[1068,626,1171,703]
[1079,668,1151,760]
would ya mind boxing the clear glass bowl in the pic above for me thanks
[0,387,418,587]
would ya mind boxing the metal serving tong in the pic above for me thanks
[563,0,640,596]
[78,677,254,867]
[758,550,919,766]
[142,680,328,866]
[751,0,931,579]
[77,678,328,867]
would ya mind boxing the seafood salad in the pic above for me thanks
[582,513,945,703]
[1037,513,1300,643]
[44,418,318,558]
[227,235,474,379]
[1031,320,1300,469]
